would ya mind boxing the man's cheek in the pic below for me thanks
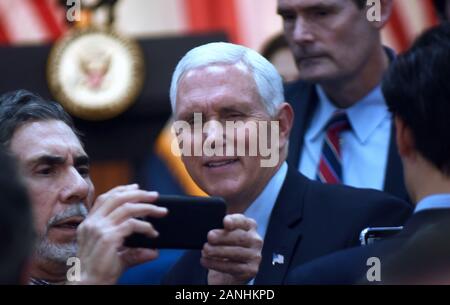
[32,210,50,236]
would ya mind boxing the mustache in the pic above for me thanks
[48,203,88,227]
[294,46,327,59]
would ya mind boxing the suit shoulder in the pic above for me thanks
[304,180,412,230]
[284,80,311,99]
[287,243,378,284]
[307,179,410,211]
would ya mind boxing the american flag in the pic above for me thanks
[0,0,66,44]
[272,253,285,265]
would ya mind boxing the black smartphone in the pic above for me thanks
[124,195,226,249]
[359,226,403,246]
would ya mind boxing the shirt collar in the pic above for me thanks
[414,194,450,214]
[309,85,390,144]
[244,162,288,240]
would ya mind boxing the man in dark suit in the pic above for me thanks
[278,0,408,200]
[163,41,411,285]
[287,23,450,284]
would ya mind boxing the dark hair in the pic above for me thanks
[433,0,449,21]
[261,33,290,61]
[382,22,450,176]
[353,0,366,9]
[0,90,79,146]
[0,144,34,284]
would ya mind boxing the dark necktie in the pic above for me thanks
[316,111,350,184]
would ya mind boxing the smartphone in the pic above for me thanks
[124,195,226,249]
[359,226,403,246]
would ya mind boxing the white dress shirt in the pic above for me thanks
[299,85,392,191]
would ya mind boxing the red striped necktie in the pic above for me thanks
[317,111,351,184]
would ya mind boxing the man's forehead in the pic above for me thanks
[180,62,251,87]
[175,63,258,113]
[10,120,86,161]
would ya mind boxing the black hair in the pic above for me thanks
[433,0,449,21]
[353,0,366,9]
[0,89,79,146]
[382,22,450,176]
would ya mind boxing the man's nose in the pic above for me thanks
[60,167,90,204]
[293,17,315,44]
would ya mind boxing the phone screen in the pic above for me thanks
[124,195,226,249]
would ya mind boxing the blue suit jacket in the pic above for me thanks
[287,209,450,284]
[162,167,412,285]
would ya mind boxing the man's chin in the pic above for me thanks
[36,239,78,264]
[202,183,243,201]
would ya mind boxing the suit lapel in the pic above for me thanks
[286,82,318,168]
[254,168,306,284]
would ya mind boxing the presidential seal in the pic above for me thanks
[47,27,144,120]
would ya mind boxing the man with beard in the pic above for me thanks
[0,90,168,284]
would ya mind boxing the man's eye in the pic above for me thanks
[226,113,245,121]
[36,167,54,176]
[314,10,330,17]
[186,114,201,125]
[77,166,90,177]
[281,12,296,22]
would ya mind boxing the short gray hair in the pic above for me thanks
[169,42,284,116]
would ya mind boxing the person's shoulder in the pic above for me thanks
[301,179,412,231]
[307,178,411,212]
[283,79,313,98]
[287,240,397,284]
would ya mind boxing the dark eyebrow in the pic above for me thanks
[28,155,65,167]
[27,154,89,168]
[74,155,90,167]
[220,107,246,115]
[277,7,293,16]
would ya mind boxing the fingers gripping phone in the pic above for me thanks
[124,195,226,249]
[360,226,404,246]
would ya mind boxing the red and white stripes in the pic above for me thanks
[0,0,66,45]
[0,0,440,53]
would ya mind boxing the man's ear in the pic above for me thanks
[276,102,294,149]
[395,116,416,159]
[367,0,393,29]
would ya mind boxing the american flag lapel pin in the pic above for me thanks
[272,253,285,266]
